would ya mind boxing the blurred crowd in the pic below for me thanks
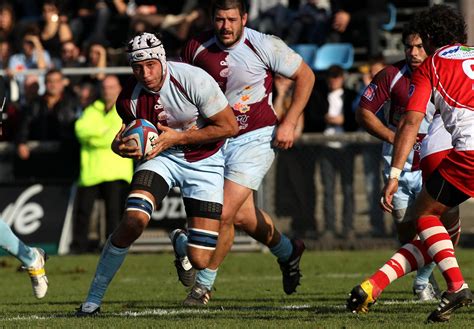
[0,0,394,243]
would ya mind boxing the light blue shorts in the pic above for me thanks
[384,170,422,211]
[224,126,276,190]
[137,149,225,204]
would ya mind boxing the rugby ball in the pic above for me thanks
[122,119,159,159]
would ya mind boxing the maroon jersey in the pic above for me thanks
[116,61,229,162]
[181,28,302,136]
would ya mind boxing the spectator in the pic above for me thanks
[353,55,386,237]
[329,0,389,58]
[82,41,107,86]
[15,68,80,181]
[39,0,73,64]
[7,24,53,101]
[316,65,358,239]
[59,40,84,90]
[0,36,11,69]
[71,75,133,254]
[274,74,318,238]
[286,0,332,45]
[68,1,111,48]
[0,2,16,49]
[248,0,292,38]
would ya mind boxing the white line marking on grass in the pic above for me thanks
[1,305,315,321]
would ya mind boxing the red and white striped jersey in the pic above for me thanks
[407,44,474,196]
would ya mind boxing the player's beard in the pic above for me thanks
[219,25,243,47]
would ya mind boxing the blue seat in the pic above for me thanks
[290,44,318,66]
[312,43,354,71]
[382,3,397,31]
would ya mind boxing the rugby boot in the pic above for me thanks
[347,279,377,314]
[426,284,472,323]
[170,229,196,287]
[75,302,101,317]
[278,239,305,294]
[183,283,211,306]
[24,248,49,299]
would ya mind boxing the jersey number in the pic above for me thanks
[462,60,474,79]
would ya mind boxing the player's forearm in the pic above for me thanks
[391,112,423,169]
[356,107,395,144]
[177,123,236,145]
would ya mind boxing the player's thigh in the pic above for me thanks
[224,126,275,190]
[223,179,254,225]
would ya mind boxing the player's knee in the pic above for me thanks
[188,250,212,270]
[186,227,218,269]
[229,211,245,228]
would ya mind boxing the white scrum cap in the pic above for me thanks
[127,32,167,75]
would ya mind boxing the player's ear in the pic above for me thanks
[242,13,248,26]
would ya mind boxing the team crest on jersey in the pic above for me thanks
[362,83,377,101]
[408,84,415,97]
[234,102,250,113]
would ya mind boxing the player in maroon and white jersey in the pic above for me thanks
[171,0,315,305]
[348,5,472,322]
[76,32,238,316]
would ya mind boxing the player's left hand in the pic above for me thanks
[145,123,180,160]
[380,178,399,213]
[273,122,296,150]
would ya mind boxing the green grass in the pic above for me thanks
[0,249,473,328]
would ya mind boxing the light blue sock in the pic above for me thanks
[86,238,129,306]
[0,220,36,266]
[415,262,437,286]
[175,233,188,258]
[196,268,218,290]
[269,234,293,262]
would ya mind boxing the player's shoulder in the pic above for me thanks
[373,60,408,82]
[245,27,284,47]
[168,61,215,87]
[168,60,209,76]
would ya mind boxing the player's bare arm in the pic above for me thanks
[152,104,238,155]
[356,106,396,144]
[274,61,314,150]
[382,110,425,211]
[111,123,142,159]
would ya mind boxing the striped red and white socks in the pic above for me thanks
[369,239,430,298]
[367,215,465,297]
[417,215,465,292]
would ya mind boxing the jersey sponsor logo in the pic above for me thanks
[408,84,415,97]
[439,45,474,59]
[362,83,377,101]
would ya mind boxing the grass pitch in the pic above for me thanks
[0,248,473,328]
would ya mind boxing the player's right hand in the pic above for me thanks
[111,124,142,159]
[380,178,399,213]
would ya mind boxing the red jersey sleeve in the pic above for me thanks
[358,67,393,114]
[406,59,433,114]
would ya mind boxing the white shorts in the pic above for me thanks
[137,148,225,204]
[224,126,276,190]
[384,170,422,211]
